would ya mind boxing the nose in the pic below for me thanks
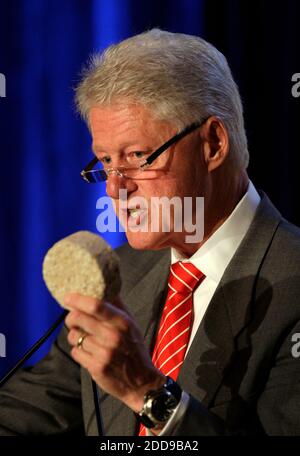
[105,174,138,200]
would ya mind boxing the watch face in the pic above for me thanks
[151,391,178,422]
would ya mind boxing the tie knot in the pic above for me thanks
[169,261,205,295]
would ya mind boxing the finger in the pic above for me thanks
[68,328,105,354]
[65,310,99,332]
[64,293,128,328]
[71,345,95,372]
[67,320,123,351]
[67,328,90,351]
[71,347,116,387]
[64,293,103,314]
[70,339,120,376]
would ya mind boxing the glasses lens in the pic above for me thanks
[82,169,107,183]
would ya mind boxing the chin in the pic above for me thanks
[125,231,171,251]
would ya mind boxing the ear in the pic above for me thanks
[200,116,229,172]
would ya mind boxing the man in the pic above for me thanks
[0,29,300,436]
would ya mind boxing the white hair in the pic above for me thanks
[75,29,249,169]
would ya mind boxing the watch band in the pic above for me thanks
[163,376,182,401]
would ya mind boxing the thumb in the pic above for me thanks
[111,294,126,310]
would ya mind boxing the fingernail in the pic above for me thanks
[64,294,72,307]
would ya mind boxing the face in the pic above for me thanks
[89,103,210,255]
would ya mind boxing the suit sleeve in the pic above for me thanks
[168,321,300,436]
[256,320,300,435]
[0,326,84,435]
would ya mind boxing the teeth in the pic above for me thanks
[129,209,139,218]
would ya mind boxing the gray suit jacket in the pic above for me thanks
[1,192,300,435]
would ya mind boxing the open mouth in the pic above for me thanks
[128,208,140,219]
[123,205,148,228]
[127,207,146,226]
[116,199,149,230]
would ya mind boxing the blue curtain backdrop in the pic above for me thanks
[0,0,205,376]
[1,0,300,377]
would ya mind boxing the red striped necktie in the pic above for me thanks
[139,261,205,436]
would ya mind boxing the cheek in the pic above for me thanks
[144,179,180,199]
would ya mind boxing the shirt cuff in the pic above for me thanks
[146,390,190,437]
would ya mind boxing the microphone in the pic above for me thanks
[1,231,122,436]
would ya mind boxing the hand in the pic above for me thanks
[64,293,166,413]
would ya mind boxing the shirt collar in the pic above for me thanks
[171,181,261,283]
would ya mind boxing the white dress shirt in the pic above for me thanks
[150,181,261,436]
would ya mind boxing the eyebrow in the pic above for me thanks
[92,142,152,155]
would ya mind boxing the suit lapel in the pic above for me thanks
[178,193,282,407]
[99,249,170,436]
[127,250,170,349]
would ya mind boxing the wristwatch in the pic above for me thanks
[135,376,182,429]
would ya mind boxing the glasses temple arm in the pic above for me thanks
[140,120,203,168]
[82,156,99,173]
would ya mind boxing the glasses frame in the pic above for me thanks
[80,116,209,183]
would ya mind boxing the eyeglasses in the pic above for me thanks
[80,117,209,183]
